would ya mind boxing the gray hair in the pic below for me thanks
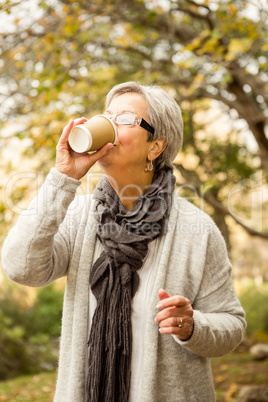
[105,81,183,170]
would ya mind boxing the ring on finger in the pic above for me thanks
[178,317,183,328]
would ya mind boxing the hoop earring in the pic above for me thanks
[145,158,154,173]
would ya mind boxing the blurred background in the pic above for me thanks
[0,0,267,400]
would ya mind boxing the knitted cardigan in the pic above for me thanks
[1,168,246,402]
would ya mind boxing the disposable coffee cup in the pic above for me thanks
[68,114,117,153]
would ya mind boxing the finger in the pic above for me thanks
[159,326,180,335]
[155,305,192,324]
[57,119,74,149]
[158,325,186,337]
[158,288,170,302]
[159,318,194,341]
[58,117,87,145]
[159,316,183,329]
[73,117,88,126]
[156,295,191,310]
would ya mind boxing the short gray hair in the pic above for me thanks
[105,81,183,170]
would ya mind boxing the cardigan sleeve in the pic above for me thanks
[1,168,81,287]
[173,224,246,358]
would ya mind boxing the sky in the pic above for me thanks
[1,0,267,35]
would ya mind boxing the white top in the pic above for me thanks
[88,238,158,402]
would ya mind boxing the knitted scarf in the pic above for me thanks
[86,168,175,402]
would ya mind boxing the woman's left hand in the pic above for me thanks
[155,289,194,341]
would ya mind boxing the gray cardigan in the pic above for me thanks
[1,168,246,402]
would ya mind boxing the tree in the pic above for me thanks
[0,0,267,247]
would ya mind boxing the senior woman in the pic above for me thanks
[2,81,246,402]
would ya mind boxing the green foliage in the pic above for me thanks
[0,281,63,380]
[24,284,64,338]
[239,283,268,340]
[0,0,267,249]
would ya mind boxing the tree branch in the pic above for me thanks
[175,2,215,30]
[174,163,268,239]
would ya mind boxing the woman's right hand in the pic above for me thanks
[55,118,113,180]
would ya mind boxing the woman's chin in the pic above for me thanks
[97,151,117,169]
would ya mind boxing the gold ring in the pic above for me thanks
[178,317,183,328]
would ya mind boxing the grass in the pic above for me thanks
[0,372,56,402]
[212,349,268,401]
[0,349,267,401]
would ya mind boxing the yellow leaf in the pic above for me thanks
[194,74,205,84]
[228,4,237,14]
[66,15,73,23]
[226,38,253,61]
[261,42,268,51]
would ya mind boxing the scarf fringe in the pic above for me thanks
[86,300,107,402]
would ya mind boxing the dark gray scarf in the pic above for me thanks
[86,168,175,402]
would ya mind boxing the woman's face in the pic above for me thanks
[98,92,153,173]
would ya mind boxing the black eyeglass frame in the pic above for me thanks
[139,118,155,135]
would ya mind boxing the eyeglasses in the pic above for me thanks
[104,113,155,135]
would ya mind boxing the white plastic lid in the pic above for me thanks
[68,125,92,153]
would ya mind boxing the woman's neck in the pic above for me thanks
[103,168,154,211]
